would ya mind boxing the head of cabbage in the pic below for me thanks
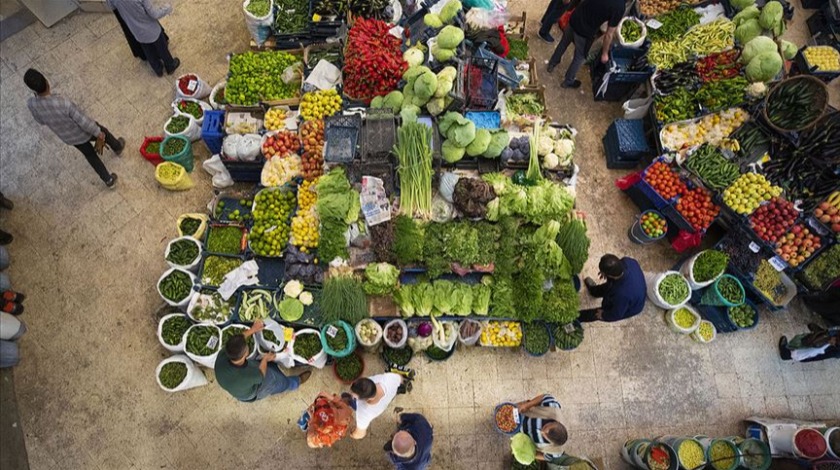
[746,50,783,83]
[758,1,785,36]
[741,36,777,64]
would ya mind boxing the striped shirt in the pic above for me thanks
[106,0,171,43]
[521,395,563,459]
[27,95,101,146]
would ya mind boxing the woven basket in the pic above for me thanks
[762,75,828,133]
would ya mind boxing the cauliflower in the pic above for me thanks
[543,153,560,170]
[299,291,313,306]
[284,280,304,298]
[537,135,553,156]
[554,138,575,158]
[745,81,767,98]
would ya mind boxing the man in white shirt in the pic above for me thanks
[349,373,403,439]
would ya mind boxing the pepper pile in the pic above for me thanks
[695,50,741,82]
[343,18,407,101]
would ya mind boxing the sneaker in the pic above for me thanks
[546,63,556,74]
[538,30,555,43]
[298,371,313,385]
[0,230,12,246]
[2,291,25,303]
[166,58,181,75]
[807,322,823,333]
[106,173,118,189]
[1,302,23,315]
[778,336,791,360]
[561,79,582,89]
[115,138,126,156]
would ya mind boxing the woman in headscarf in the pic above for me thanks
[304,392,355,448]
[516,394,568,462]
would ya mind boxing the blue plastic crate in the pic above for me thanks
[474,45,521,88]
[201,110,225,155]
[608,119,650,155]
[465,111,501,129]
[603,134,642,169]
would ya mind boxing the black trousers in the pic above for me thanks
[72,124,121,183]
[140,30,177,76]
[579,281,612,322]
[539,0,570,35]
[548,25,593,85]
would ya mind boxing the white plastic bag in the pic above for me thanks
[221,324,258,359]
[164,236,202,271]
[157,313,189,353]
[157,268,197,308]
[186,290,235,326]
[439,172,460,203]
[202,154,234,189]
[256,318,287,353]
[209,80,226,109]
[383,319,408,348]
[355,318,383,350]
[665,305,701,334]
[164,114,201,142]
[432,320,458,352]
[156,355,209,392]
[238,134,262,161]
[617,17,647,49]
[222,134,243,160]
[289,328,328,368]
[646,271,691,309]
[623,97,653,120]
[171,98,211,125]
[175,74,212,100]
[0,312,25,341]
[184,324,222,368]
[457,319,482,346]
[242,0,274,46]
[680,251,723,290]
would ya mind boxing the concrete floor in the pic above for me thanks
[0,1,838,469]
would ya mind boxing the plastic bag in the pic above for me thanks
[646,271,690,309]
[439,172,460,203]
[164,114,201,142]
[157,267,197,308]
[289,328,328,368]
[617,17,647,49]
[183,324,222,368]
[171,98,211,125]
[431,195,455,222]
[156,355,209,392]
[176,213,208,240]
[164,236,202,271]
[383,319,408,348]
[622,97,653,120]
[174,74,212,100]
[222,134,243,159]
[202,154,234,189]
[242,0,274,46]
[432,320,458,351]
[281,63,304,85]
[0,312,25,341]
[238,134,262,161]
[257,318,288,353]
[209,81,226,109]
[157,313,189,353]
[680,250,722,290]
[355,319,383,350]
[155,162,195,191]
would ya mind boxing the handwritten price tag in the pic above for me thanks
[187,80,198,92]
[646,19,663,29]
[563,323,576,334]
[769,256,787,271]
[748,241,760,253]
[206,336,219,350]
[326,325,339,338]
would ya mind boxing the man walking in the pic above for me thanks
[214,320,312,402]
[579,254,646,323]
[106,0,180,77]
[24,69,124,188]
[385,412,433,470]
[538,0,572,43]
[546,0,625,88]
[349,372,404,439]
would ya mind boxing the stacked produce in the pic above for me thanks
[363,263,399,296]
[261,130,300,158]
[159,362,187,389]
[261,154,301,187]
[300,120,325,180]
[239,290,273,321]
[695,76,749,112]
[201,256,243,286]
[722,173,782,215]
[480,321,522,347]
[342,18,406,101]
[175,100,204,120]
[653,62,700,95]
[619,19,643,44]
[166,239,200,266]
[749,197,797,244]
[693,250,728,283]
[290,179,319,252]
[671,307,699,330]
[660,107,749,150]
[431,25,465,63]
[506,93,545,120]
[765,78,826,130]
[300,90,342,121]
[655,88,698,123]
[293,332,322,361]
[800,245,840,290]
[684,145,740,190]
[227,51,301,106]
[815,197,840,234]
[321,266,368,324]
[729,303,756,328]
[160,315,191,346]
[774,225,821,267]
[640,211,667,239]
[639,0,701,18]
[552,322,584,350]
[695,50,740,82]
[647,19,735,70]
[754,259,788,304]
[190,290,235,323]
[273,0,308,34]
[249,189,296,257]
[644,161,686,200]
[166,117,190,135]
[316,168,360,262]
[394,121,433,218]
[659,273,691,305]
[334,354,363,382]
[676,187,720,231]
[185,325,221,357]
[522,323,550,355]
[803,46,840,71]
[207,225,243,254]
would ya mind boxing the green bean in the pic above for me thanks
[159,362,188,389]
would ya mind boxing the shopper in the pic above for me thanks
[214,320,312,402]
[579,254,646,323]
[24,69,124,188]
[545,0,624,88]
[538,0,572,43]
[304,392,355,448]
[779,324,840,363]
[516,394,568,462]
[349,372,404,439]
[385,412,433,470]
[105,0,180,77]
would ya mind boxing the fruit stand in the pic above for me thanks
[151,0,589,394]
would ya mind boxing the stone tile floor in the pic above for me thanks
[0,1,837,469]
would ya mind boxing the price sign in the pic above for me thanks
[512,408,521,424]
[187,80,198,92]
[206,336,219,350]
[646,19,663,29]
[563,323,576,334]
[326,325,339,338]
[748,241,761,253]
[769,256,787,271]
[284,328,294,342]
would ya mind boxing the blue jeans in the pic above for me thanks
[0,341,19,368]
[252,364,301,401]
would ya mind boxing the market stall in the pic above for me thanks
[150,0,591,392]
[597,0,839,335]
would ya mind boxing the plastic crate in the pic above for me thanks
[445,58,467,113]
[222,159,263,183]
[273,0,312,40]
[465,110,501,129]
[794,44,840,83]
[201,110,225,155]
[606,119,650,156]
[474,44,522,88]
[360,111,396,162]
[465,57,499,110]
[603,134,642,169]
[324,113,361,163]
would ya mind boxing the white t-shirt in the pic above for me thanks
[355,373,402,430]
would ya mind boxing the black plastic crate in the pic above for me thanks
[324,113,361,163]
[606,119,650,156]
[603,134,643,169]
[361,111,396,162]
[273,0,313,40]
[794,44,840,83]
[465,57,499,110]
[222,159,263,183]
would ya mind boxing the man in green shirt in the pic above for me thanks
[214,320,311,402]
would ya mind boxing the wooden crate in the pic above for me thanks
[505,11,527,41]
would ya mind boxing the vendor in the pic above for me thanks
[779,324,840,363]
[214,320,312,402]
[516,394,568,461]
[580,254,646,323]
[349,373,404,439]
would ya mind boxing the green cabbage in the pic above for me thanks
[434,77,454,99]
[759,1,784,35]
[465,128,491,156]
[382,90,404,111]
[442,139,466,162]
[437,66,457,83]
[746,51,783,82]
[403,65,430,81]
[370,96,384,108]
[400,105,420,123]
[423,13,443,28]
[741,36,777,64]
[735,19,762,44]
[781,40,797,59]
[439,0,461,23]
[363,263,400,296]
[482,129,509,159]
[733,5,760,26]
[426,97,446,116]
[414,70,438,101]
[445,120,476,148]
[438,111,462,136]
[511,433,537,465]
[431,44,456,62]
[437,25,464,49]
[730,0,755,10]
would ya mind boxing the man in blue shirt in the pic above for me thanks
[579,254,646,322]
[384,413,433,470]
